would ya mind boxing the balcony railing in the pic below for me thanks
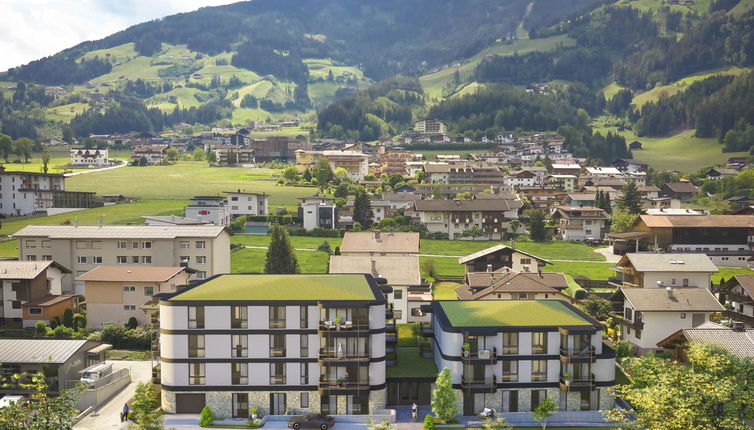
[722,292,753,304]
[420,343,433,359]
[559,373,595,391]
[559,345,596,362]
[461,375,497,390]
[318,321,370,332]
[613,314,644,331]
[723,309,754,326]
[318,377,370,391]
[318,348,369,362]
[269,347,286,357]
[462,347,497,362]
[269,319,286,329]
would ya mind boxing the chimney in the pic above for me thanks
[375,230,381,241]
[538,269,543,278]
[371,259,377,276]
[666,286,674,298]
[486,264,492,272]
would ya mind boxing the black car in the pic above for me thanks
[288,414,335,430]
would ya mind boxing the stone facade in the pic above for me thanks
[598,387,614,410]
[369,388,387,413]
[162,390,176,414]
[161,390,323,418]
[207,392,233,418]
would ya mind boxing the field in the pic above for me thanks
[1,147,131,174]
[631,66,746,109]
[601,82,626,100]
[592,127,749,172]
[614,0,714,14]
[45,102,89,122]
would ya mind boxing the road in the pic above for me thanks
[64,160,128,177]
[74,360,152,430]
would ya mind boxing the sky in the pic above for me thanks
[0,0,239,72]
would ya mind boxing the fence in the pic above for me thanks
[62,368,131,411]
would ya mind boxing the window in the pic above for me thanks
[142,241,152,249]
[394,310,403,320]
[531,332,547,354]
[180,256,190,264]
[179,241,190,249]
[132,256,140,264]
[123,305,137,311]
[232,335,248,357]
[117,241,128,249]
[270,306,286,328]
[502,360,518,381]
[130,241,139,249]
[91,256,103,264]
[25,240,36,249]
[503,332,518,354]
[196,271,207,279]
[520,258,531,265]
[189,363,205,385]
[196,241,206,249]
[41,240,51,249]
[139,256,151,264]
[531,389,547,409]
[683,278,689,286]
[42,255,53,261]
[144,286,154,296]
[92,241,102,249]
[117,256,127,264]
[300,334,308,357]
[196,256,207,265]
[300,392,309,408]
[76,241,88,249]
[77,256,88,264]
[28,307,42,315]
[123,286,136,292]
[531,360,547,381]
[189,335,205,357]
[231,306,248,328]
[394,289,403,300]
[270,362,285,384]
[300,363,309,385]
[270,334,286,357]
[188,306,205,329]
[300,306,308,328]
[26,255,37,261]
[232,363,248,385]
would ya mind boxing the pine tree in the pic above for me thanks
[527,209,547,242]
[618,181,642,214]
[353,191,374,228]
[601,191,612,214]
[264,224,300,274]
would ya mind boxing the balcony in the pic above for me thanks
[318,377,370,393]
[559,373,595,392]
[419,322,433,337]
[559,345,596,363]
[269,347,286,358]
[723,309,754,326]
[461,375,497,392]
[318,320,370,335]
[318,348,369,364]
[613,314,644,331]
[385,304,394,320]
[722,292,753,304]
[462,347,497,363]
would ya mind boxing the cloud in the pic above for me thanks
[0,0,238,72]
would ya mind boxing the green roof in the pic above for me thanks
[171,274,378,301]
[439,300,592,327]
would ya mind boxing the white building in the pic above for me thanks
[70,148,109,167]
[298,196,337,231]
[609,253,718,290]
[550,206,610,242]
[159,273,390,417]
[0,171,65,215]
[224,191,268,218]
[426,300,615,414]
[184,196,231,226]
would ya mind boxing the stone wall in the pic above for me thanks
[162,390,321,418]
[207,392,233,418]
[162,390,176,413]
[369,388,386,413]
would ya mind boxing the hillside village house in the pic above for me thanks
[550,206,610,242]
[717,275,754,327]
[422,163,505,185]
[69,148,109,167]
[657,322,754,361]
[459,244,549,274]
[544,175,578,192]
[609,253,718,290]
[504,170,539,188]
[329,255,429,324]
[660,182,698,202]
[251,136,310,163]
[455,270,570,301]
[410,199,522,240]
[212,146,255,165]
[425,300,615,414]
[224,191,268,218]
[0,261,71,325]
[21,294,78,328]
[77,266,192,328]
[0,170,99,216]
[616,287,724,354]
[339,232,419,257]
[158,273,390,417]
[13,225,230,293]
[414,119,446,134]
[132,144,168,165]
[184,196,231,226]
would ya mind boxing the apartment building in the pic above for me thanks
[414,119,446,135]
[550,206,609,242]
[158,273,389,417]
[132,144,168,165]
[0,170,63,215]
[77,266,192,328]
[609,253,718,289]
[13,225,230,293]
[423,163,505,185]
[212,146,255,165]
[425,300,615,414]
[410,199,522,240]
[339,232,419,257]
[70,148,109,167]
[224,191,268,218]
[251,137,311,163]
[296,151,369,182]
[184,196,231,226]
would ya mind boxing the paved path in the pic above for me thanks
[594,246,621,263]
[64,160,127,177]
[74,360,153,430]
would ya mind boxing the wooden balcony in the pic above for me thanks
[461,375,497,392]
[559,373,594,392]
[559,345,596,363]
[723,309,754,326]
[462,347,497,363]
[613,314,644,331]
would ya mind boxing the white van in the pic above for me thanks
[80,363,113,384]
[0,395,24,408]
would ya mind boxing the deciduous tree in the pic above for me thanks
[610,208,638,233]
[431,368,457,423]
[532,396,557,429]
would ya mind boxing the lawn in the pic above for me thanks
[106,349,152,361]
[547,261,615,280]
[601,82,626,100]
[631,66,746,109]
[714,267,754,284]
[419,239,606,261]
[432,282,462,300]
[386,346,438,378]
[65,161,314,208]
[230,247,330,273]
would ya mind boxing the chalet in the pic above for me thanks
[0,261,71,324]
[717,275,754,327]
[455,269,569,301]
[410,199,522,240]
[628,141,642,150]
[704,167,738,180]
[550,163,581,176]
[657,322,754,361]
[504,169,538,188]
[609,253,718,289]
[132,144,168,165]
[561,193,596,208]
[458,244,549,274]
[660,182,698,202]
[550,206,610,242]
[613,159,648,173]
[518,187,566,210]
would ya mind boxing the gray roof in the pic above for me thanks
[0,261,71,279]
[620,253,718,273]
[328,255,421,286]
[414,199,522,212]
[0,339,99,364]
[13,225,226,239]
[658,322,754,358]
[621,287,724,312]
[458,244,549,265]
[340,232,420,254]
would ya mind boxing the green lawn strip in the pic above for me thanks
[0,241,19,258]
[431,282,462,300]
[386,346,438,378]
[421,256,465,278]
[106,349,152,361]
[564,274,587,298]
[713,267,754,284]
[397,323,421,346]
[231,247,329,273]
[547,261,615,280]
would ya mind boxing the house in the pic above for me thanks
[660,182,698,202]
[298,196,338,230]
[184,196,231,226]
[329,255,429,324]
[0,261,71,325]
[638,185,661,199]
[132,144,168,165]
[425,300,615,414]
[633,214,754,267]
[410,199,522,240]
[550,163,581,176]
[612,159,647,173]
[717,275,754,327]
[629,141,642,151]
[455,270,570,301]
[0,339,110,394]
[616,287,724,354]
[561,193,596,208]
[70,148,109,167]
[414,119,446,135]
[13,225,230,292]
[158,273,391,416]
[21,294,77,328]
[657,322,754,361]
[704,167,738,181]
[339,231,419,256]
[518,187,566,210]
[296,150,370,181]
[550,206,610,242]
[504,170,538,188]
[545,175,578,192]
[609,253,718,289]
[77,266,191,328]
[423,163,506,185]
[458,244,548,274]
[225,191,268,218]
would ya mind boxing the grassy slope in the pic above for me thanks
[45,102,88,122]
[631,66,747,109]
[601,82,626,101]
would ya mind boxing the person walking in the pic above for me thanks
[122,403,129,422]
[411,403,418,422]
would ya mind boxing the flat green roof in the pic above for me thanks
[439,300,592,327]
[171,274,378,301]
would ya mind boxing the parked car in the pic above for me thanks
[288,414,335,430]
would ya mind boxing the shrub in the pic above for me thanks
[50,316,61,329]
[127,317,139,330]
[317,241,332,254]
[131,381,160,423]
[73,313,87,330]
[573,289,587,300]
[100,322,154,349]
[35,321,47,337]
[52,325,74,338]
[614,339,635,360]
[199,406,214,427]
[62,308,74,327]
[423,414,434,430]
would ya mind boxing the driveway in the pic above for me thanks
[74,360,153,430]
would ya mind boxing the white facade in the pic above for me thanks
[225,192,268,217]
[0,172,65,215]
[70,148,109,167]
[620,307,712,353]
[185,198,231,226]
